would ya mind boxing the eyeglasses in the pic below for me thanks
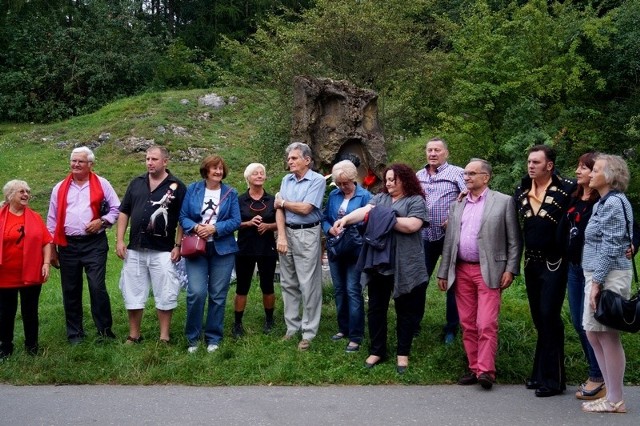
[462,171,488,177]
[249,199,267,212]
[334,181,353,187]
[71,159,89,165]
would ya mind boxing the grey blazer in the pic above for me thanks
[437,189,522,289]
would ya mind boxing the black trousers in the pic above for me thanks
[422,237,459,334]
[0,285,42,356]
[58,232,113,339]
[235,254,277,296]
[524,258,568,391]
[367,272,426,358]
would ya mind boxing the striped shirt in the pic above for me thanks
[416,162,466,242]
[582,191,634,284]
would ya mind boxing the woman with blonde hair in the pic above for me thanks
[0,180,53,358]
[322,160,372,352]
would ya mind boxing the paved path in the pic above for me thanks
[1,384,638,425]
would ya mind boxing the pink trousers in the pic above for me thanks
[454,262,502,378]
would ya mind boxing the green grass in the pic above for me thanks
[1,236,638,385]
[1,87,639,386]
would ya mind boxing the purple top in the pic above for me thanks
[457,188,488,263]
[47,176,120,236]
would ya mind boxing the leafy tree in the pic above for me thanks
[434,0,613,191]
[222,0,442,136]
[0,0,162,122]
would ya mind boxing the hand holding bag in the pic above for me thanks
[180,234,206,258]
[326,225,363,261]
[594,195,640,332]
[180,188,231,259]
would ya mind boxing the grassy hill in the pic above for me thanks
[0,87,290,215]
[0,88,638,386]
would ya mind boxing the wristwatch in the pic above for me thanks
[100,218,107,228]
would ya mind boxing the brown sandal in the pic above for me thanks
[124,335,144,344]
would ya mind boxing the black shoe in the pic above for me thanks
[263,319,274,335]
[232,323,245,338]
[396,365,408,374]
[97,329,117,343]
[478,373,495,390]
[535,387,563,398]
[345,342,360,353]
[331,332,346,341]
[68,336,85,345]
[364,356,385,369]
[99,328,117,339]
[458,372,478,385]
[525,378,540,389]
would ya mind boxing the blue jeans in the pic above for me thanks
[329,257,364,344]
[567,262,602,379]
[185,246,235,346]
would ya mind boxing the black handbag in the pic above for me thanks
[594,288,640,333]
[326,225,363,261]
[593,194,640,332]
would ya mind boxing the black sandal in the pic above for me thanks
[576,382,606,400]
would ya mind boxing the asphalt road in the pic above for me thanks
[1,384,638,425]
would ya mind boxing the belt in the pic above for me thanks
[66,233,103,242]
[286,221,320,230]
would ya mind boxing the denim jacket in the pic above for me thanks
[322,184,372,236]
[179,181,240,256]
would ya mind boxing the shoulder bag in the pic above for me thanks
[594,195,640,332]
[326,225,363,261]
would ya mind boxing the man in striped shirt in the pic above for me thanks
[416,138,466,344]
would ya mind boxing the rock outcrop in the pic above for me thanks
[291,76,386,189]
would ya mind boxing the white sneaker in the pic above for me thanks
[206,344,219,353]
[187,345,198,354]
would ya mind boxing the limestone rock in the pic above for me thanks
[198,93,226,109]
[291,76,386,189]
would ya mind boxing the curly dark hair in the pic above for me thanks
[381,163,425,198]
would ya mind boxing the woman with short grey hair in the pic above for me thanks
[581,154,633,414]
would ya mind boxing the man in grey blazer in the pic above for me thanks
[437,158,521,390]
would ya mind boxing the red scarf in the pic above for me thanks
[0,205,50,285]
[53,172,104,246]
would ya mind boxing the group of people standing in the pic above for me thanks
[0,138,635,414]
[513,146,635,414]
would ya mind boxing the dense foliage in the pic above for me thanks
[222,0,640,198]
[1,0,638,199]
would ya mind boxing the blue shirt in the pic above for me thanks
[582,191,634,283]
[279,169,326,225]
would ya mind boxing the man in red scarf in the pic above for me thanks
[47,147,121,344]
